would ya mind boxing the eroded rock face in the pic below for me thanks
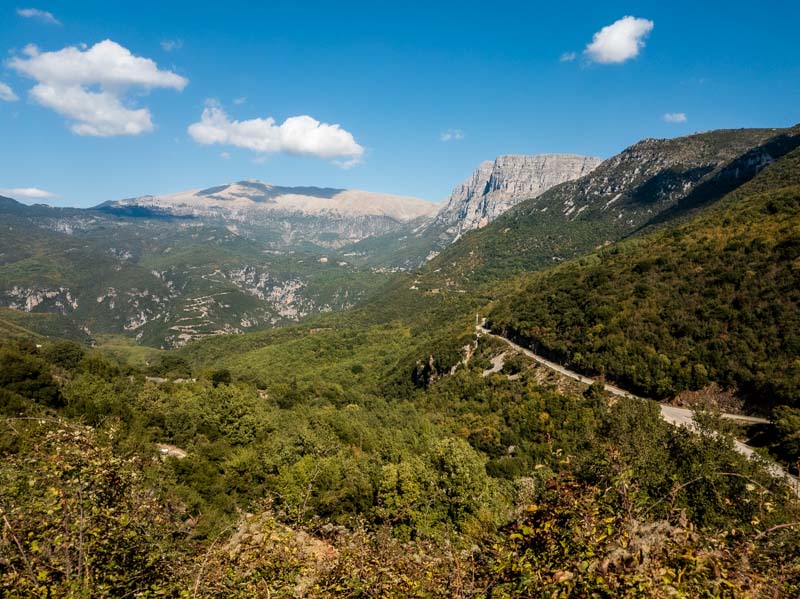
[435,154,602,239]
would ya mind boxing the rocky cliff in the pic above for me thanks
[434,154,602,240]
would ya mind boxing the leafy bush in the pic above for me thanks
[0,347,62,410]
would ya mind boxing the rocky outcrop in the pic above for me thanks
[6,286,79,314]
[434,154,602,239]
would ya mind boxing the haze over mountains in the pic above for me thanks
[100,153,602,253]
[101,180,439,249]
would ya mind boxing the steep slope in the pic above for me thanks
[347,154,601,268]
[419,126,800,287]
[102,180,438,249]
[433,154,602,240]
[487,145,800,411]
[0,308,92,344]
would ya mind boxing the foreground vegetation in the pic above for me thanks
[1,330,799,597]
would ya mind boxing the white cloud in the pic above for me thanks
[220,151,230,160]
[188,101,364,166]
[8,40,188,136]
[663,112,688,123]
[0,82,18,101]
[584,16,654,64]
[0,186,57,200]
[161,39,183,52]
[233,96,247,105]
[560,52,577,62]
[440,128,464,142]
[16,8,60,25]
[9,41,187,90]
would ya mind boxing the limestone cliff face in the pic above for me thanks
[434,154,602,239]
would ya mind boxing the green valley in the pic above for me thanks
[3,125,800,597]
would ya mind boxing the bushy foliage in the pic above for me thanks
[2,328,800,597]
[41,339,86,370]
[4,137,800,595]
[0,345,62,411]
[0,420,185,597]
[485,475,800,597]
[489,149,800,413]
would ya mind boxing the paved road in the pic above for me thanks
[477,324,800,496]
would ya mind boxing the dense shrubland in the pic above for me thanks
[488,149,800,471]
[1,332,799,596]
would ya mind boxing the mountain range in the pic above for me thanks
[2,125,799,349]
[0,152,599,346]
[101,180,438,249]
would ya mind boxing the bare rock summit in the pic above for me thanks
[435,154,602,239]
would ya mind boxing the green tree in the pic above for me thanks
[42,339,86,370]
[0,347,62,409]
[0,421,183,597]
[430,437,492,526]
[210,368,232,387]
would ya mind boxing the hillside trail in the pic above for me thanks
[476,320,800,497]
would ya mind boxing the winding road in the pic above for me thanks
[476,323,800,497]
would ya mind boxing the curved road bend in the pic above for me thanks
[476,324,800,497]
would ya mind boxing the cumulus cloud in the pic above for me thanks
[560,52,577,62]
[0,186,57,200]
[0,82,18,101]
[440,128,464,142]
[663,112,688,123]
[161,39,183,52]
[8,40,188,136]
[17,8,60,25]
[188,101,364,167]
[584,16,654,64]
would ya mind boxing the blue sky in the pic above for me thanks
[1,0,799,207]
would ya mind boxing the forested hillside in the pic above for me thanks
[488,146,800,408]
[2,327,799,596]
[0,199,391,347]
[419,126,800,288]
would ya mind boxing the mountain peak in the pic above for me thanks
[102,181,438,249]
[434,153,602,238]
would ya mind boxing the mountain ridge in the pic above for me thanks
[105,180,439,222]
[486,144,800,411]
[416,125,800,287]
[3,125,799,349]
[433,153,602,240]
